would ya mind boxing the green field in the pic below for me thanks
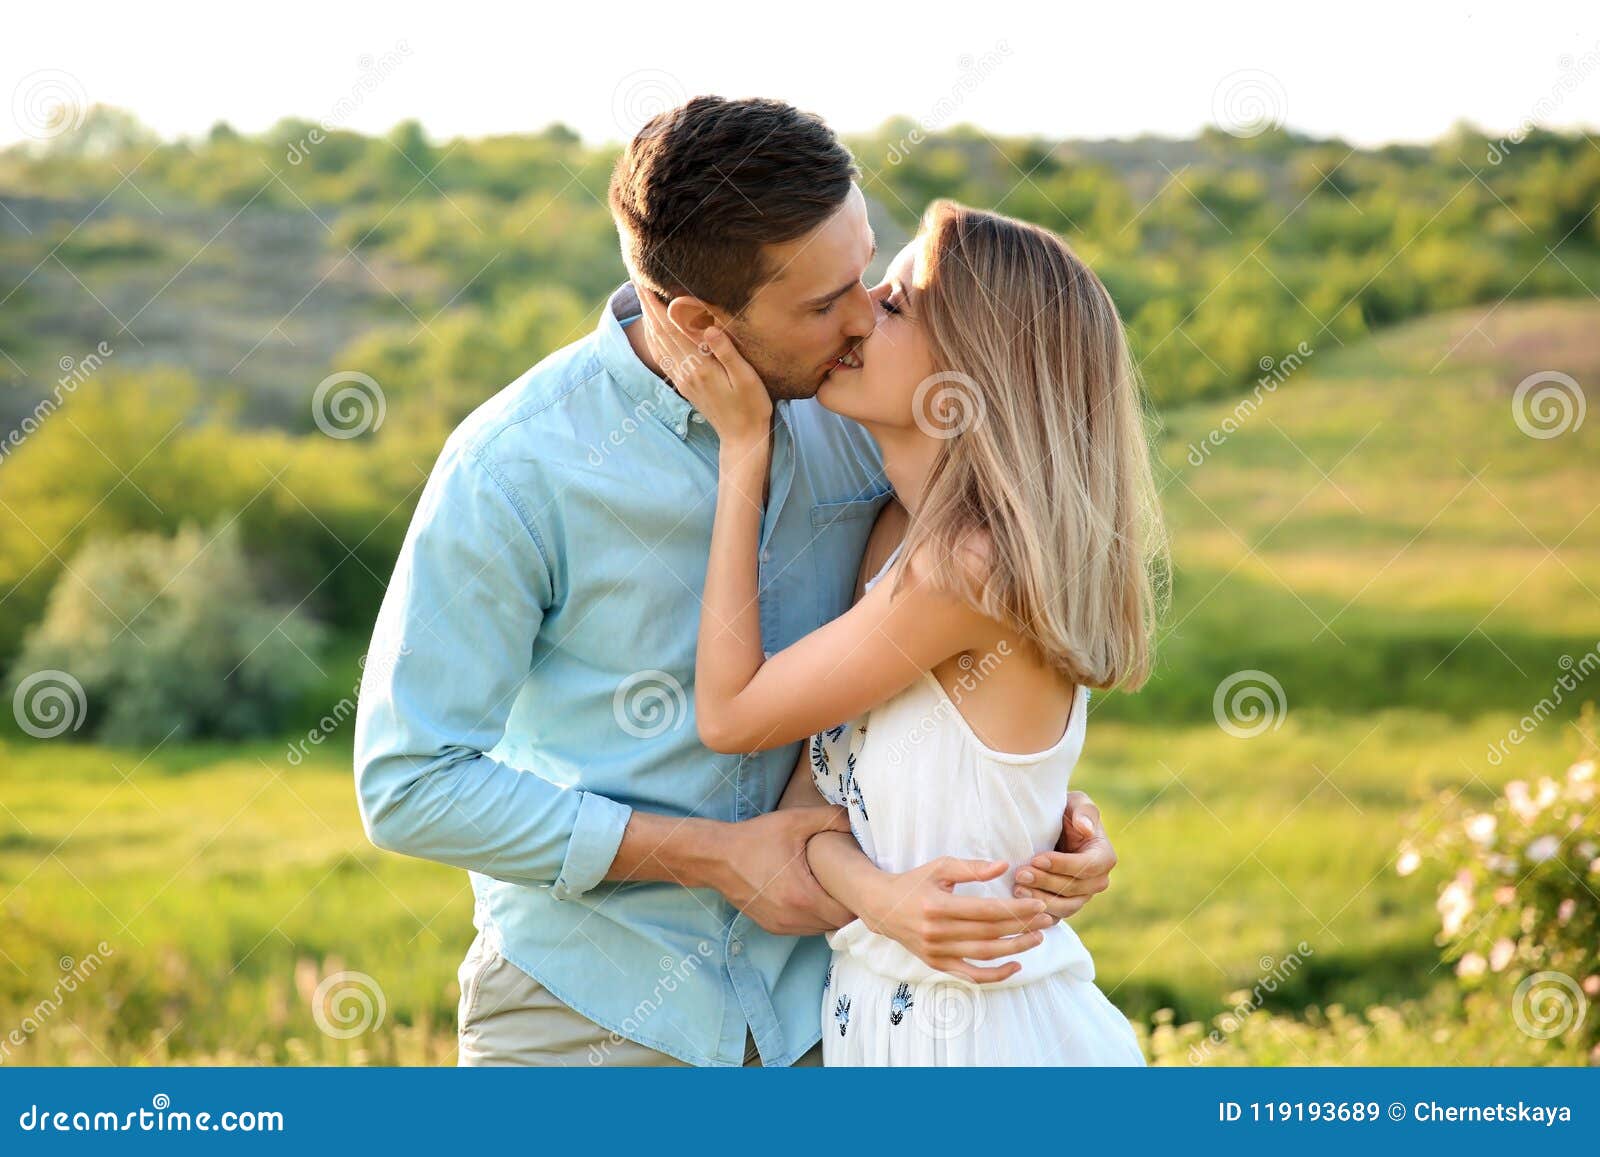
[3,300,1595,1065]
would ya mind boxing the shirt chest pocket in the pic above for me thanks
[809,496,888,625]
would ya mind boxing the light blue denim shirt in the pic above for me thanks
[354,283,888,1066]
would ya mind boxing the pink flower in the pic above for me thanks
[1396,849,1420,877]
[1505,780,1537,822]
[1464,813,1497,846]
[1456,952,1487,978]
[1438,872,1474,938]
[1558,898,1577,925]
[1489,938,1515,971]
[1525,834,1561,863]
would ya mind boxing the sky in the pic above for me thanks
[5,1,1600,149]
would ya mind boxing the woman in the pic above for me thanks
[655,201,1166,1065]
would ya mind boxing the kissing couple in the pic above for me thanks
[355,95,1165,1066]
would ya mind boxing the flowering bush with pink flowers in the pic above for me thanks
[1401,747,1599,1055]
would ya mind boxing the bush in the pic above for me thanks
[1401,718,1600,1055]
[10,523,323,744]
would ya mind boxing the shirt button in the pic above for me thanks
[729,940,743,957]
[760,550,772,563]
[691,412,706,423]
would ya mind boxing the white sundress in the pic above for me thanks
[808,546,1145,1067]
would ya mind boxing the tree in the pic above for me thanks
[10,524,323,744]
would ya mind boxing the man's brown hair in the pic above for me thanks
[608,96,858,315]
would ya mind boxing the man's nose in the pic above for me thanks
[841,285,876,338]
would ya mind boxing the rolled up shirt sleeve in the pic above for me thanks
[353,437,631,896]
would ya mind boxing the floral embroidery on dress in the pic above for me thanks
[833,994,852,1036]
[822,962,832,992]
[843,751,869,821]
[889,982,914,1026]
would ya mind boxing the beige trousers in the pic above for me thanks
[456,931,823,1067]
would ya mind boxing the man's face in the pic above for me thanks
[724,184,878,400]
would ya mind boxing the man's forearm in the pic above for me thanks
[608,810,735,892]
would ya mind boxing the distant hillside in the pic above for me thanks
[1112,297,1600,724]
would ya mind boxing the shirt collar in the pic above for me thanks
[597,282,694,440]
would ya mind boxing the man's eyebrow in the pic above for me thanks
[801,238,878,308]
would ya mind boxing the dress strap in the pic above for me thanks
[864,541,905,593]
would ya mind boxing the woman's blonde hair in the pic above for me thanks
[900,200,1168,690]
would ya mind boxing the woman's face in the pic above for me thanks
[815,236,937,431]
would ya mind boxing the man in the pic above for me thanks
[353,96,1117,1067]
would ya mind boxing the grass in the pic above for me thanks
[2,299,1597,1065]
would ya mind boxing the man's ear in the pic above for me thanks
[664,296,724,344]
